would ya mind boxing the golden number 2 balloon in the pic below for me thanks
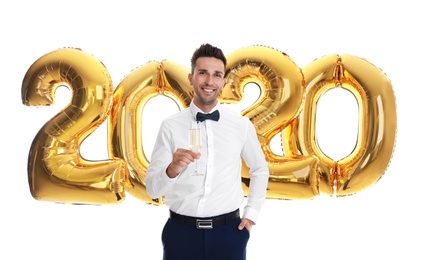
[222,45,320,200]
[22,48,129,204]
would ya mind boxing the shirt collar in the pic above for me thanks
[190,100,221,119]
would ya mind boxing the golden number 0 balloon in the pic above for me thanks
[21,48,128,204]
[108,60,192,205]
[282,54,397,196]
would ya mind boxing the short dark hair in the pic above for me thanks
[190,43,227,74]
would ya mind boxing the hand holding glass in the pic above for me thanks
[188,121,203,176]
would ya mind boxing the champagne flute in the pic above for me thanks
[188,121,203,176]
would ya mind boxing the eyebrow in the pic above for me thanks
[198,68,223,73]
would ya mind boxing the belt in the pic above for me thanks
[169,209,240,229]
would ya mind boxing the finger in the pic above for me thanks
[238,219,246,230]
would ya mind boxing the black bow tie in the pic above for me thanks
[196,110,220,122]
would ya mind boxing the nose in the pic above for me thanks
[205,74,213,84]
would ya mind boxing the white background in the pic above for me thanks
[1,1,424,259]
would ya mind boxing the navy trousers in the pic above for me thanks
[161,214,250,260]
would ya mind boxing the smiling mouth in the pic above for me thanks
[201,87,216,94]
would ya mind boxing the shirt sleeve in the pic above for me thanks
[145,121,177,199]
[240,120,270,223]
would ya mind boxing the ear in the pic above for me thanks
[220,77,227,88]
[188,73,193,85]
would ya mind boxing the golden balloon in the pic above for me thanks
[22,46,397,204]
[108,60,192,205]
[222,45,320,200]
[283,54,397,196]
[22,48,128,204]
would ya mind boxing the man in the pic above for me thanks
[145,43,270,260]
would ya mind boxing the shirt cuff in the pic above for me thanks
[242,206,260,224]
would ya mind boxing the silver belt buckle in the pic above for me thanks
[196,219,213,229]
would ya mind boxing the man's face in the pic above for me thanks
[189,57,226,111]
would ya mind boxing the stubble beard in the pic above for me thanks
[194,87,219,106]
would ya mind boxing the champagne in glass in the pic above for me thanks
[188,121,203,175]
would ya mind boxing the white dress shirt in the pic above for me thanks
[145,101,269,223]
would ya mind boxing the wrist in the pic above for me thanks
[166,164,180,178]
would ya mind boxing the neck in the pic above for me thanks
[193,99,218,113]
